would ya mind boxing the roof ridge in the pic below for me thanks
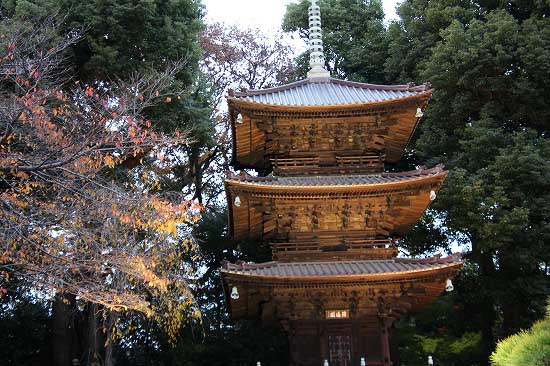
[228,78,432,98]
[229,79,310,97]
[226,167,445,183]
[225,255,462,271]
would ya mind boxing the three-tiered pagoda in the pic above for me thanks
[221,2,462,365]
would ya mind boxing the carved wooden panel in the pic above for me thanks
[269,198,399,237]
[268,117,388,164]
[232,104,421,170]
[228,181,438,242]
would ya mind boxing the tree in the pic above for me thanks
[1,2,207,366]
[283,0,388,83]
[384,0,478,83]
[113,23,297,366]
[0,14,201,346]
[281,1,550,365]
[417,10,550,358]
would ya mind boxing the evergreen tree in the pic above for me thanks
[282,1,550,364]
[283,0,388,83]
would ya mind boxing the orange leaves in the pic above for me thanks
[128,256,170,294]
[0,22,199,341]
[84,85,94,98]
[104,154,116,168]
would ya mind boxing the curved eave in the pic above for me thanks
[221,261,463,286]
[231,78,431,97]
[224,170,448,196]
[228,90,433,113]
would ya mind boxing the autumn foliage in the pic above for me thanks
[0,18,200,338]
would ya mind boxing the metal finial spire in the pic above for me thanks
[307,0,330,79]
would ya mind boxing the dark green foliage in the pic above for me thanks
[283,0,388,83]
[397,264,488,366]
[390,1,550,362]
[283,0,550,364]
[59,0,203,83]
[384,0,479,83]
[0,282,52,366]
[399,210,454,257]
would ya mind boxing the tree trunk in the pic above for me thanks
[499,251,529,336]
[52,292,78,366]
[474,244,497,365]
[191,146,203,204]
[87,303,100,366]
[104,313,116,366]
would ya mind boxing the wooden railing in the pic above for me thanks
[336,154,385,172]
[271,157,320,175]
[273,238,393,252]
[271,236,397,261]
[270,153,385,176]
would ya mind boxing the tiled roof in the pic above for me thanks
[228,78,431,107]
[222,255,461,278]
[226,166,445,187]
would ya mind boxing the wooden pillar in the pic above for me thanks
[319,321,328,364]
[280,320,296,366]
[379,317,393,366]
[352,319,360,365]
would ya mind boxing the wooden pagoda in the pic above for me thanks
[221,2,462,365]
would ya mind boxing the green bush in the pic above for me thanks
[491,318,550,366]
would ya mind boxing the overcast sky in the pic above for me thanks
[202,0,401,31]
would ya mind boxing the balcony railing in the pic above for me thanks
[270,153,385,176]
[271,236,397,261]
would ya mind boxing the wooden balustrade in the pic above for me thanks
[336,154,385,172]
[273,238,394,252]
[270,154,385,175]
[271,157,320,175]
[271,236,398,261]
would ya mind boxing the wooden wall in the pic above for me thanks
[233,104,421,171]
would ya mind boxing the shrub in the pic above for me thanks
[491,318,550,366]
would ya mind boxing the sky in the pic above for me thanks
[202,0,401,31]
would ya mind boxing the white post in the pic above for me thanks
[428,355,434,365]
[360,357,366,366]
[324,360,329,366]
[256,363,261,366]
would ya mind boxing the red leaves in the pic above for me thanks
[85,86,94,98]
[0,20,196,333]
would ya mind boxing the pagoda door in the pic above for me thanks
[328,334,352,366]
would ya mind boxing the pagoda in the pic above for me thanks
[220,2,462,365]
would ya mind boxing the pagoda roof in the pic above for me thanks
[222,255,463,320]
[227,166,444,189]
[222,255,462,283]
[226,166,447,241]
[228,78,432,109]
[225,166,446,196]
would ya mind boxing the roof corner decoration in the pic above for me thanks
[307,0,330,80]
